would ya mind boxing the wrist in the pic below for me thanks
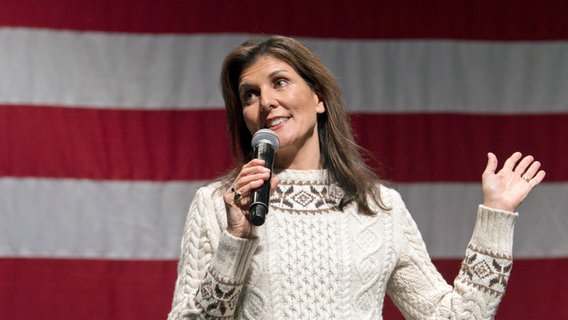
[482,200,515,213]
[227,226,254,239]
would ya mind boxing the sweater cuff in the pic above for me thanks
[470,204,518,256]
[210,230,259,284]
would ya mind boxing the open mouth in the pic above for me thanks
[264,117,289,129]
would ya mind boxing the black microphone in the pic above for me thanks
[249,129,280,226]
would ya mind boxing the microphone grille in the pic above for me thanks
[251,129,280,151]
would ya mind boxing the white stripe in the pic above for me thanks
[0,177,203,259]
[1,28,568,113]
[398,183,568,258]
[2,178,565,259]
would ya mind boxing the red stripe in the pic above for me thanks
[0,105,233,181]
[351,113,568,182]
[1,105,566,182]
[0,258,566,319]
[2,0,568,40]
[0,258,176,319]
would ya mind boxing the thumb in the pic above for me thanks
[269,176,281,195]
[484,152,498,175]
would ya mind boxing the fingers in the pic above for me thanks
[530,170,546,186]
[522,160,546,186]
[502,151,523,171]
[514,154,534,176]
[228,159,271,205]
[520,158,540,179]
[491,151,546,186]
[484,152,498,174]
[508,152,546,185]
[224,159,276,238]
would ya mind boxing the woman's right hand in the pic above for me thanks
[223,159,280,238]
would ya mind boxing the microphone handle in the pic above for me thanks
[249,144,275,226]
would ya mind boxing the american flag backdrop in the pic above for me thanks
[1,1,567,319]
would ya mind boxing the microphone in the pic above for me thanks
[249,129,280,226]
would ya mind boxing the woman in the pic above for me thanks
[168,36,545,319]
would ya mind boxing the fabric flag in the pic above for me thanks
[1,1,567,318]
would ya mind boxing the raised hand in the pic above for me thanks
[482,152,545,212]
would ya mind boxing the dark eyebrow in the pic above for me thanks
[238,69,289,94]
[268,69,288,77]
[238,83,252,95]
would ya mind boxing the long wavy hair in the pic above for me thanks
[220,36,388,214]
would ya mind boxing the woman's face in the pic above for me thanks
[239,56,325,169]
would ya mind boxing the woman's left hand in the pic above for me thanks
[482,152,545,212]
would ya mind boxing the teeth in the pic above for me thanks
[266,117,288,127]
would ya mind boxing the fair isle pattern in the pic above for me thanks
[271,179,344,213]
[459,244,513,295]
[196,267,241,318]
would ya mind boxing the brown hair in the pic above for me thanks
[220,36,388,214]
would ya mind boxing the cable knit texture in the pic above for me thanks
[168,169,517,319]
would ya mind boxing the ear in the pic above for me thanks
[313,91,325,114]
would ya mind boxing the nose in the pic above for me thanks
[259,90,277,113]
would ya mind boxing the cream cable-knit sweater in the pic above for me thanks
[168,169,517,319]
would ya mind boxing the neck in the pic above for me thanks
[273,124,323,170]
[275,147,322,170]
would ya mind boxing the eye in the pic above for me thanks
[274,78,288,89]
[241,89,258,106]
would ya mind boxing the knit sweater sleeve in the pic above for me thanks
[168,185,259,320]
[386,188,517,319]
